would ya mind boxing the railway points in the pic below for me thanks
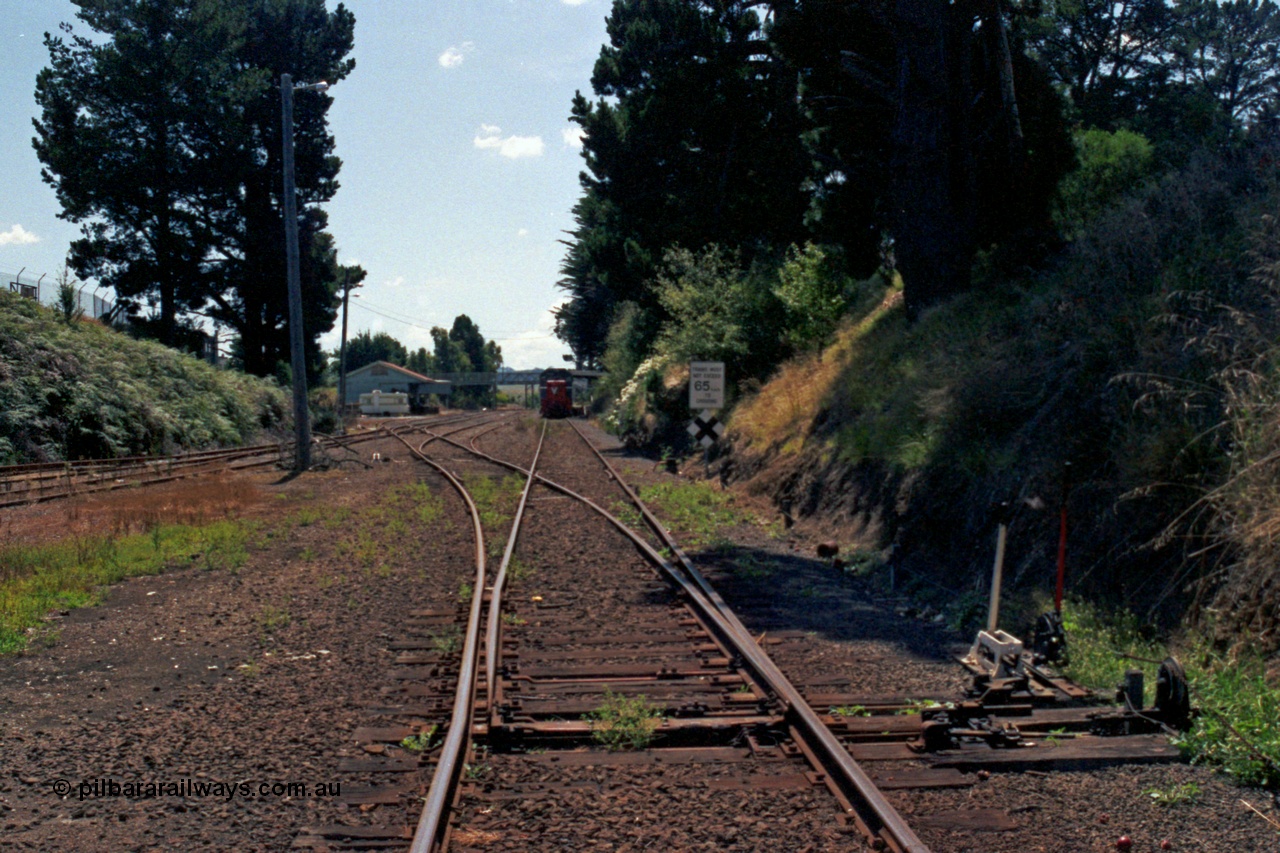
[0,410,1267,852]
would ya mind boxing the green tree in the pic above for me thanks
[345,331,407,372]
[556,0,809,366]
[54,265,84,326]
[1054,128,1155,238]
[198,0,358,380]
[33,0,244,348]
[654,244,786,381]
[774,243,848,350]
[448,314,502,374]
[406,347,435,375]
[1170,0,1280,125]
[1020,0,1175,128]
[33,0,359,380]
[430,326,470,374]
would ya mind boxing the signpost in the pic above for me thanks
[689,361,725,410]
[687,361,725,475]
[687,409,724,448]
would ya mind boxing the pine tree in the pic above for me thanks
[557,0,808,366]
[33,0,360,379]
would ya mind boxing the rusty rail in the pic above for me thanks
[419,420,932,853]
[385,430,490,853]
[564,420,930,853]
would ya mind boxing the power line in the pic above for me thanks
[351,299,559,343]
[350,299,436,330]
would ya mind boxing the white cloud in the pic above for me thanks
[493,304,569,368]
[438,41,474,69]
[474,125,545,159]
[561,126,585,150]
[0,224,40,246]
[518,228,529,237]
[561,0,591,5]
[385,275,406,289]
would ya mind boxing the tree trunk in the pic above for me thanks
[890,0,978,318]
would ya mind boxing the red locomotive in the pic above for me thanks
[540,379,572,419]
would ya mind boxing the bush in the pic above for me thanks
[654,244,787,381]
[0,290,288,462]
[774,243,850,350]
[1054,128,1155,239]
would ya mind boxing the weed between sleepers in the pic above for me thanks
[585,690,663,751]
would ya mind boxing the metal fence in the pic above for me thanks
[1,267,114,320]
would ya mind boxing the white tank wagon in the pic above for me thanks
[358,390,409,416]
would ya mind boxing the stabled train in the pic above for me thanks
[539,368,577,418]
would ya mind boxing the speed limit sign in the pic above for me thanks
[689,361,725,410]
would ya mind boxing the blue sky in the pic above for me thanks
[0,0,610,369]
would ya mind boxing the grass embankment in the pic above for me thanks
[725,149,1280,789]
[0,289,288,463]
[732,152,1280,639]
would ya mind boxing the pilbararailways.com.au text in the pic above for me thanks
[51,777,341,801]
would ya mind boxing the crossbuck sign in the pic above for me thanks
[688,409,724,448]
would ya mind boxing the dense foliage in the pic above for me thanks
[0,291,287,463]
[556,0,1077,368]
[561,1,1280,410]
[562,3,1280,673]
[731,138,1280,642]
[33,0,364,380]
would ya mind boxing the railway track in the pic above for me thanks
[0,411,1255,852]
[293,417,923,851]
[293,415,1196,853]
[0,413,495,508]
[4,411,1186,850]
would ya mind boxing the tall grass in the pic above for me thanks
[1062,597,1280,788]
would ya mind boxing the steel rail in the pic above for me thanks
[484,420,546,707]
[563,420,929,853]
[385,430,489,853]
[0,430,398,509]
[424,420,931,853]
[0,443,279,476]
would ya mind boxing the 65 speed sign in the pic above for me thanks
[689,361,725,410]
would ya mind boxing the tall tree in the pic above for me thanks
[1170,0,1280,125]
[1020,0,1175,128]
[202,0,358,379]
[344,331,408,372]
[33,0,358,379]
[33,0,244,347]
[777,0,1072,314]
[556,0,809,366]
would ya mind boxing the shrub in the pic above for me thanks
[585,690,662,751]
[1054,128,1155,239]
[0,290,287,461]
[774,243,849,350]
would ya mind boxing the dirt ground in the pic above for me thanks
[0,419,1277,852]
[0,434,475,851]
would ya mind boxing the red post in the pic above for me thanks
[1055,462,1071,613]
